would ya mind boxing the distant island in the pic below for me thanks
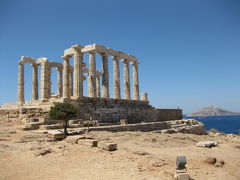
[187,106,240,117]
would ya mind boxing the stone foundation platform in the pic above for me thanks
[0,97,182,124]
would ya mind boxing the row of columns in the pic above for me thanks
[62,51,139,100]
[17,51,141,102]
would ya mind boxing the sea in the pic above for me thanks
[184,115,240,135]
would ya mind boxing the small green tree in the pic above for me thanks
[49,103,77,136]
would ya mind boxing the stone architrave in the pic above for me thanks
[101,53,109,98]
[132,62,139,100]
[40,59,50,99]
[17,62,24,102]
[32,64,38,100]
[62,56,70,98]
[73,47,83,98]
[88,52,96,97]
[123,59,131,100]
[57,67,63,97]
[112,56,121,99]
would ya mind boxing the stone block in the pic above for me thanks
[120,119,128,125]
[78,139,98,147]
[98,141,117,151]
[174,172,190,180]
[65,135,88,144]
[48,130,65,139]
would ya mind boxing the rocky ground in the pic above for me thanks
[0,119,240,180]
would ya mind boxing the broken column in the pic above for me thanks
[141,92,148,101]
[17,61,24,103]
[113,56,121,99]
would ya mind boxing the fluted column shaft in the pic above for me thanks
[57,68,63,97]
[113,56,121,99]
[123,59,131,100]
[41,60,50,99]
[63,56,70,98]
[88,52,96,97]
[69,71,73,96]
[132,62,139,100]
[18,62,24,102]
[101,54,109,98]
[96,75,100,98]
[32,64,38,100]
[73,50,83,98]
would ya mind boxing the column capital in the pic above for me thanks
[121,59,129,63]
[18,61,24,65]
[72,44,84,51]
[112,56,120,61]
[61,55,71,60]
[130,61,140,65]
[31,63,39,67]
[56,67,63,71]
[100,52,108,56]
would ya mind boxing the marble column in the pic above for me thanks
[123,59,131,100]
[17,62,24,102]
[57,67,63,97]
[69,70,73,96]
[96,74,100,98]
[62,56,70,98]
[32,64,38,100]
[48,68,52,98]
[112,56,121,99]
[73,50,83,98]
[40,60,50,99]
[141,92,148,101]
[132,62,139,100]
[88,52,96,97]
[101,53,109,98]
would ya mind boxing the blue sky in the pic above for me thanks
[0,0,239,114]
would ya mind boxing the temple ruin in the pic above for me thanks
[1,44,182,124]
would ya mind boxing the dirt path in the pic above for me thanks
[0,120,240,180]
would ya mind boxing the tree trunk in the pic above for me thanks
[64,120,68,137]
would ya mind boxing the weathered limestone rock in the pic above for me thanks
[98,141,117,151]
[174,173,190,180]
[48,130,65,139]
[196,141,217,148]
[78,139,98,147]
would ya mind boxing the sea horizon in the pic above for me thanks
[185,115,240,135]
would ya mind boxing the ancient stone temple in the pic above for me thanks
[1,44,182,124]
